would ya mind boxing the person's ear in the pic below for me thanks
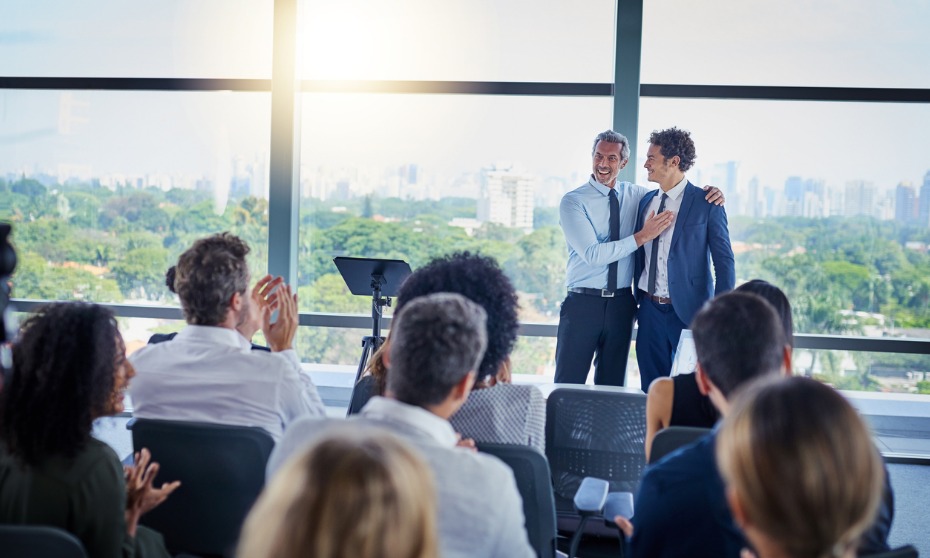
[230,291,243,312]
[453,371,477,401]
[669,155,681,169]
[695,363,712,396]
[781,345,792,377]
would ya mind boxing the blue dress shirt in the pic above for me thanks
[560,176,649,290]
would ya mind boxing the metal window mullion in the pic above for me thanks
[267,0,300,285]
[614,0,644,183]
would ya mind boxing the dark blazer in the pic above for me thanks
[634,182,736,326]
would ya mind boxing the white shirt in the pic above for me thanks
[129,325,325,441]
[638,176,688,298]
[268,397,536,558]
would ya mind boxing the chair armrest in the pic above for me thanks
[604,491,634,522]
[573,477,609,517]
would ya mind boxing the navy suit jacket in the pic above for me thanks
[634,182,736,326]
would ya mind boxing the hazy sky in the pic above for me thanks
[2,0,929,198]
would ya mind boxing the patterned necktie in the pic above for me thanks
[647,193,669,295]
[607,188,620,292]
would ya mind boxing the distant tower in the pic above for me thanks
[784,176,804,217]
[896,182,917,224]
[919,171,930,227]
[844,180,875,218]
[478,163,535,232]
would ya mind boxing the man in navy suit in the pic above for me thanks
[634,127,735,392]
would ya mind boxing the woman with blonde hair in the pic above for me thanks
[238,428,438,558]
[716,376,885,558]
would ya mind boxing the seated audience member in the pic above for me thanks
[0,302,179,558]
[716,376,885,558]
[644,279,793,460]
[239,429,438,558]
[148,265,269,352]
[620,292,892,557]
[130,233,324,441]
[270,293,535,558]
[359,252,545,453]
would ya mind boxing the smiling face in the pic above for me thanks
[107,335,135,415]
[592,140,625,188]
[644,143,679,188]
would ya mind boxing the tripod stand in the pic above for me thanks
[333,257,412,414]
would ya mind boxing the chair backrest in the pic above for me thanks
[347,374,378,415]
[863,545,919,558]
[0,524,88,558]
[649,426,712,464]
[545,388,647,504]
[129,418,275,558]
[478,443,557,558]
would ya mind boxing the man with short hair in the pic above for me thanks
[129,232,325,441]
[556,130,724,387]
[634,127,735,391]
[269,293,535,558]
[624,291,789,558]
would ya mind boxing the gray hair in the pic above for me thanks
[175,232,250,326]
[388,293,488,408]
[592,130,631,165]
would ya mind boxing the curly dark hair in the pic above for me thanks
[394,252,519,382]
[165,265,177,294]
[648,127,697,172]
[175,232,250,325]
[0,303,120,466]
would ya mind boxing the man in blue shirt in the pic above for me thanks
[555,130,723,386]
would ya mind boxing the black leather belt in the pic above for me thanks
[568,287,632,298]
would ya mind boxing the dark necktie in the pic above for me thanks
[647,193,669,295]
[607,188,620,292]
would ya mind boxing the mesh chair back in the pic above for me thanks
[545,388,647,505]
[649,426,712,464]
[863,545,919,558]
[478,443,557,558]
[348,374,378,415]
[129,418,275,558]
[0,525,88,558]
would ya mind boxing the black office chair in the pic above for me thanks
[478,442,557,558]
[0,524,88,558]
[128,418,275,558]
[649,426,711,464]
[863,546,919,558]
[347,374,378,415]
[545,388,647,552]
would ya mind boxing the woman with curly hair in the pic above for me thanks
[0,302,179,558]
[238,428,438,558]
[355,252,545,453]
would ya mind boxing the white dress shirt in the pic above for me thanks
[268,397,536,558]
[638,176,688,298]
[129,325,325,441]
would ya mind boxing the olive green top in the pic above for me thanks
[0,437,169,558]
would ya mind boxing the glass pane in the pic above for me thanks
[1,0,273,78]
[637,98,930,338]
[297,92,612,323]
[642,0,930,88]
[298,0,616,82]
[1,90,271,305]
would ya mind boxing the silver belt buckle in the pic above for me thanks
[601,289,615,298]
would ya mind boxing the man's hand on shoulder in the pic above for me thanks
[263,281,298,352]
[702,185,725,206]
[634,210,675,247]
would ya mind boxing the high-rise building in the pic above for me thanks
[784,176,804,217]
[844,180,876,218]
[919,171,930,227]
[477,163,535,232]
[896,182,917,224]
